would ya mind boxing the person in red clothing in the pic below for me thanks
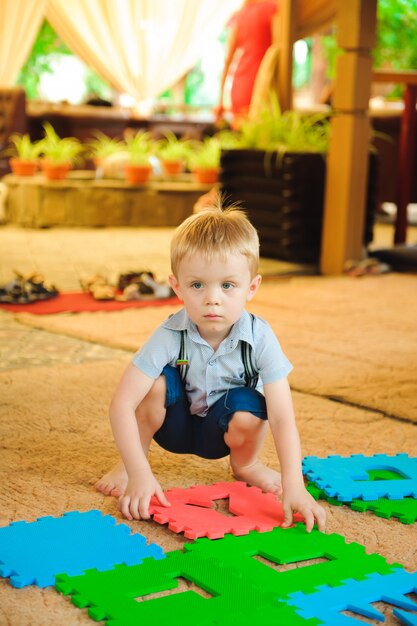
[215,0,278,128]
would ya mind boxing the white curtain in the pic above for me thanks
[0,0,47,86]
[46,0,241,103]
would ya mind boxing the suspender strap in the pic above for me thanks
[241,314,259,388]
[176,314,259,387]
[177,329,189,382]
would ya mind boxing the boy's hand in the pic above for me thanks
[281,483,326,533]
[118,469,170,521]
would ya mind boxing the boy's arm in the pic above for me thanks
[263,377,326,533]
[109,363,170,521]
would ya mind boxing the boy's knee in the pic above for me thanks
[225,411,267,449]
[230,410,259,430]
[228,411,265,441]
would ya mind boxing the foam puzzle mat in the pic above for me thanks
[2,479,417,625]
[302,453,417,502]
[148,481,304,538]
[56,546,310,626]
[287,569,417,625]
[0,510,164,588]
[307,480,417,524]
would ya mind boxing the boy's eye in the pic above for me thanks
[222,282,233,290]
[191,282,203,289]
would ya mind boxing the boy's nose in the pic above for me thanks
[205,287,220,305]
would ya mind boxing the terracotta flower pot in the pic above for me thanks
[124,164,152,184]
[193,167,219,184]
[162,160,183,176]
[10,158,38,177]
[41,161,71,181]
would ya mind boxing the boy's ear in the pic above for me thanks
[247,274,262,301]
[168,274,183,300]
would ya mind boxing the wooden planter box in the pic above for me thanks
[3,173,212,228]
[220,149,377,264]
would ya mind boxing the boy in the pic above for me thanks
[96,204,326,532]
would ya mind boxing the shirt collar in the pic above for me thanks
[228,310,254,348]
[163,308,254,347]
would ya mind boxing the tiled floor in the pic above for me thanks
[0,311,130,371]
[0,220,415,372]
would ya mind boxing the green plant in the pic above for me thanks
[235,94,330,155]
[156,130,192,162]
[124,130,153,165]
[188,136,222,170]
[84,131,125,161]
[39,123,83,165]
[3,133,42,160]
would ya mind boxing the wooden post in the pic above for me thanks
[320,0,377,274]
[277,0,296,112]
[395,83,417,243]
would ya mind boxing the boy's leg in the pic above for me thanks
[95,375,167,496]
[225,411,282,496]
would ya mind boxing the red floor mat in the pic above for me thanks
[0,292,180,314]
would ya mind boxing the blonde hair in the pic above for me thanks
[171,201,259,278]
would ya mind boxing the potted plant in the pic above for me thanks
[123,130,153,184]
[4,133,42,176]
[220,98,331,262]
[220,96,377,264]
[188,136,222,184]
[38,122,83,180]
[156,130,192,176]
[83,130,125,169]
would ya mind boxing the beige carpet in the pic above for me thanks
[16,273,417,423]
[1,356,416,625]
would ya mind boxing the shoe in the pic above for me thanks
[343,258,391,277]
[0,272,59,304]
[116,271,174,301]
[117,271,154,292]
[79,274,116,300]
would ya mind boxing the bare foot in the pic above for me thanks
[232,460,282,496]
[95,460,128,497]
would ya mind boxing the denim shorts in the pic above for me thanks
[152,365,267,460]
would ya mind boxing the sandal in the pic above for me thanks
[116,271,173,301]
[343,258,391,277]
[79,274,116,301]
[117,270,154,292]
[0,272,59,304]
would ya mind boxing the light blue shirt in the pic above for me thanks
[132,308,292,417]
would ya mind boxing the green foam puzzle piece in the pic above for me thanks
[184,525,398,599]
[307,469,417,524]
[56,548,315,626]
[56,524,401,625]
[349,496,417,523]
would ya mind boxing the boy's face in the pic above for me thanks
[169,251,261,348]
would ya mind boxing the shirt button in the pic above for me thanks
[209,360,216,366]
[209,391,216,396]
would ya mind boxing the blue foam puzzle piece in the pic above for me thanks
[302,453,417,502]
[0,510,164,588]
[287,569,417,625]
[393,608,417,625]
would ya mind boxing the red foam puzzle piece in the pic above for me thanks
[148,481,304,539]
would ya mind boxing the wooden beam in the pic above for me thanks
[320,0,377,274]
